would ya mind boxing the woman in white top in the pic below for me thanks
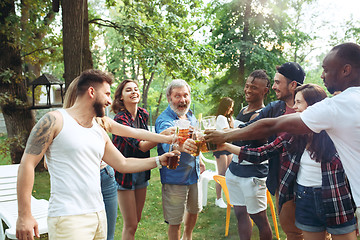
[213,97,234,208]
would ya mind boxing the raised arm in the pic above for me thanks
[102,133,178,172]
[16,112,61,240]
[219,134,291,164]
[102,116,174,147]
[205,113,311,144]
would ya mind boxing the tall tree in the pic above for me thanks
[62,0,93,87]
[0,0,35,163]
[207,0,315,114]
[283,0,317,63]
[91,0,216,111]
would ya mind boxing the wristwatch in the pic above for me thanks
[155,156,162,169]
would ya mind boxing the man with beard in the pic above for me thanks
[209,62,306,240]
[155,79,205,240]
[16,69,176,240]
[205,43,360,234]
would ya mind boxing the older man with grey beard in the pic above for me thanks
[155,79,205,240]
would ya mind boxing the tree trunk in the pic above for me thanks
[62,0,93,89]
[0,0,35,164]
[155,75,167,119]
[142,70,148,109]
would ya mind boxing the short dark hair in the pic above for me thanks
[111,79,139,113]
[332,42,360,68]
[249,69,271,89]
[76,69,114,97]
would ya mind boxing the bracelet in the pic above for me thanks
[155,156,162,169]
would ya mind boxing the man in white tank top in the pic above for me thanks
[16,70,175,240]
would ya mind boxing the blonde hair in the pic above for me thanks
[63,77,79,108]
[63,76,111,132]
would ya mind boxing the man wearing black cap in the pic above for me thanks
[273,62,305,110]
[206,62,306,240]
[244,62,305,240]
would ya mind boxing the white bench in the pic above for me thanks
[0,164,48,240]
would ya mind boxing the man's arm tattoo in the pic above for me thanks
[25,114,56,155]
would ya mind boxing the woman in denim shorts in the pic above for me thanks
[220,84,357,240]
[111,79,163,239]
[213,97,234,208]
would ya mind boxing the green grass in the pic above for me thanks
[0,133,11,165]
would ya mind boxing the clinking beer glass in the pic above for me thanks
[176,119,191,144]
[168,143,180,169]
[167,124,182,169]
[201,116,217,151]
[191,130,208,156]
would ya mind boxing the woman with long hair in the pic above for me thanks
[63,77,174,240]
[111,79,161,240]
[213,97,234,208]
[220,84,356,240]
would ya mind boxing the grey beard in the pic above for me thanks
[170,102,190,117]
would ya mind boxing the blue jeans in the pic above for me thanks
[101,165,118,240]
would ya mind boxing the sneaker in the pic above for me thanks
[215,198,227,208]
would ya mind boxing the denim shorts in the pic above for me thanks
[116,171,149,191]
[295,184,356,235]
[213,150,232,158]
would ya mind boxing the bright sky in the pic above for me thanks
[302,0,360,61]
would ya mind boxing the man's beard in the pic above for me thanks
[170,101,190,117]
[93,100,105,117]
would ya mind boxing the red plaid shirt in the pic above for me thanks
[112,107,150,189]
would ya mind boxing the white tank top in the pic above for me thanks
[45,109,105,217]
[296,150,322,187]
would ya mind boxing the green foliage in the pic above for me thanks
[205,0,316,114]
[90,0,217,111]
[279,0,317,63]
[1,0,64,102]
[18,0,63,72]
[210,0,286,71]
[207,0,287,110]
[0,68,29,108]
[0,134,11,165]
[329,18,360,46]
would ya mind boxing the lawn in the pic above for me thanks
[0,145,285,239]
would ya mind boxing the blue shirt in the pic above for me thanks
[155,105,199,185]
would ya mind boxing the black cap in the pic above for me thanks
[277,62,305,85]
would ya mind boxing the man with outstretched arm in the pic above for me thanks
[16,69,178,240]
[205,42,360,229]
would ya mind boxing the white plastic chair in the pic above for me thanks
[0,164,49,240]
[199,152,218,207]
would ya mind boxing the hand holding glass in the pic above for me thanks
[201,116,217,151]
